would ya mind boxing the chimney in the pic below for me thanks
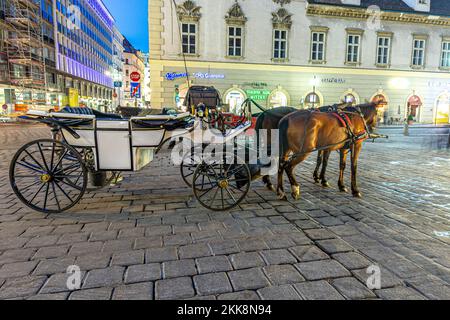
[402,0,431,12]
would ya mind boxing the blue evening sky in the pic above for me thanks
[103,0,149,52]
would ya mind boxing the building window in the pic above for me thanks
[412,38,426,67]
[311,32,326,62]
[182,23,197,55]
[376,36,391,66]
[228,26,243,57]
[273,29,288,60]
[346,34,361,64]
[441,40,450,68]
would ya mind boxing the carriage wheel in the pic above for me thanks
[192,152,251,211]
[10,139,88,213]
[180,146,203,188]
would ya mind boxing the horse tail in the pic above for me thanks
[278,117,290,161]
[255,111,266,151]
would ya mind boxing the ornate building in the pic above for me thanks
[149,0,450,124]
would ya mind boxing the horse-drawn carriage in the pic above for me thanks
[10,86,261,213]
[9,85,387,214]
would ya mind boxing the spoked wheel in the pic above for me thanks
[9,139,88,213]
[192,152,251,211]
[180,146,203,188]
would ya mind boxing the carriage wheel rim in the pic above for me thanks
[9,139,87,214]
[192,154,251,211]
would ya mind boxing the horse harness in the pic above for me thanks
[330,108,370,149]
[286,106,371,163]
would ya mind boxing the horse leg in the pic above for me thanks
[319,150,331,188]
[313,151,323,183]
[276,160,288,201]
[262,175,275,192]
[285,155,308,201]
[350,143,363,198]
[338,149,349,192]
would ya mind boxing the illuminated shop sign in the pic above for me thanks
[246,89,271,101]
[165,72,226,81]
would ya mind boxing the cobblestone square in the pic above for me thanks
[0,124,449,300]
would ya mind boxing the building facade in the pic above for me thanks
[149,0,450,124]
[0,0,117,112]
[122,37,145,107]
[112,25,125,110]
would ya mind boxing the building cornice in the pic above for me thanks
[306,4,450,26]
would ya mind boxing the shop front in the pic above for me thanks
[435,92,450,124]
[155,61,450,124]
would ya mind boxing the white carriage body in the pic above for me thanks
[26,110,193,172]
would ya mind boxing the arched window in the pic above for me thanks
[269,90,288,108]
[225,89,246,114]
[435,92,450,124]
[304,92,321,108]
[344,94,356,105]
[407,95,422,120]
[371,94,389,123]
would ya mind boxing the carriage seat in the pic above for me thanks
[60,107,123,120]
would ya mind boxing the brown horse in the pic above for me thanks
[255,103,349,191]
[312,104,380,191]
[276,103,380,201]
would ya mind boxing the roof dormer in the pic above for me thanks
[402,0,431,13]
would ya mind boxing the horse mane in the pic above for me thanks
[346,103,377,116]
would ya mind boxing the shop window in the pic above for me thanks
[371,94,388,123]
[435,93,450,124]
[225,90,246,114]
[344,94,356,105]
[269,91,288,108]
[305,92,321,109]
[407,95,422,120]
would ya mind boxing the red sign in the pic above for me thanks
[130,72,141,82]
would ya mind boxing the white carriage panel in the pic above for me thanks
[62,129,95,147]
[96,121,132,170]
[132,130,165,147]
[96,120,129,130]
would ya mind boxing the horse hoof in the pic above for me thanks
[353,191,362,198]
[313,177,320,183]
[277,191,287,201]
[339,186,348,193]
[321,181,330,188]
[267,184,276,192]
[291,186,301,201]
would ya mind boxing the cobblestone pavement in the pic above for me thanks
[0,124,449,300]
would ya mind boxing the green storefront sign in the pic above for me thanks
[246,89,270,101]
